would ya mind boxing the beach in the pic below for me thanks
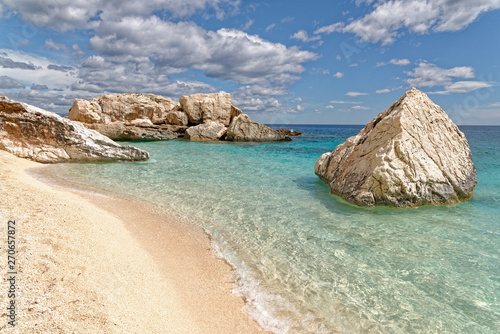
[0,150,264,333]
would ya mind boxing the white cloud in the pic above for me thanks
[377,58,411,67]
[265,23,276,32]
[296,104,304,111]
[241,19,254,31]
[376,88,391,94]
[352,105,370,110]
[430,81,493,95]
[314,22,344,35]
[89,17,317,89]
[406,63,475,87]
[346,91,368,97]
[290,30,321,42]
[0,0,241,31]
[281,17,294,23]
[0,75,25,89]
[45,39,67,51]
[325,105,335,109]
[343,0,500,44]
[291,97,302,102]
[334,72,344,78]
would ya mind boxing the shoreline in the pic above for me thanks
[0,150,265,333]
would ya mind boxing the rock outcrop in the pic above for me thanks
[0,96,149,163]
[70,92,288,143]
[179,92,235,126]
[69,93,186,141]
[226,114,290,141]
[315,88,477,207]
[276,128,302,136]
[184,122,227,141]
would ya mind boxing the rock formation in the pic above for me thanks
[226,114,290,141]
[69,93,187,141]
[315,88,477,207]
[0,96,149,163]
[184,122,227,141]
[70,92,288,142]
[179,92,236,126]
[276,128,302,136]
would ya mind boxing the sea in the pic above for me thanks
[41,125,499,334]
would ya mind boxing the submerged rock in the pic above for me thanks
[184,122,227,141]
[226,114,290,141]
[0,96,149,163]
[315,88,477,207]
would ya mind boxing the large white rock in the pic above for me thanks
[0,96,149,163]
[184,122,227,141]
[226,114,289,142]
[315,88,477,207]
[179,92,233,126]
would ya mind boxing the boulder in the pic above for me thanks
[69,93,187,140]
[179,92,232,126]
[226,114,290,142]
[315,88,477,207]
[165,110,189,126]
[184,122,227,141]
[0,96,149,163]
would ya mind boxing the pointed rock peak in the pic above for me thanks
[315,88,477,207]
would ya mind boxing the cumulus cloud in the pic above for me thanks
[0,0,240,31]
[31,84,48,90]
[406,62,493,94]
[334,72,344,78]
[47,64,74,72]
[406,63,475,87]
[430,81,493,95]
[89,17,317,89]
[0,56,37,70]
[0,75,25,89]
[346,91,368,97]
[343,0,500,44]
[290,30,321,42]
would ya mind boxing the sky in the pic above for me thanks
[0,0,499,125]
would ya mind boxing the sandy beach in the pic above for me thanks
[0,150,264,333]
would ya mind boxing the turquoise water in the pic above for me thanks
[45,125,499,333]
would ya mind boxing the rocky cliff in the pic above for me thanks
[69,92,288,142]
[0,96,149,163]
[315,88,477,207]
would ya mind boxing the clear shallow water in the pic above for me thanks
[44,125,499,333]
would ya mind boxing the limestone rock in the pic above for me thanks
[184,122,227,141]
[69,93,187,140]
[179,92,232,126]
[165,110,188,126]
[0,96,149,163]
[69,99,102,124]
[315,88,477,207]
[86,122,186,141]
[226,114,290,142]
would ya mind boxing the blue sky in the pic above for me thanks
[0,0,499,125]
